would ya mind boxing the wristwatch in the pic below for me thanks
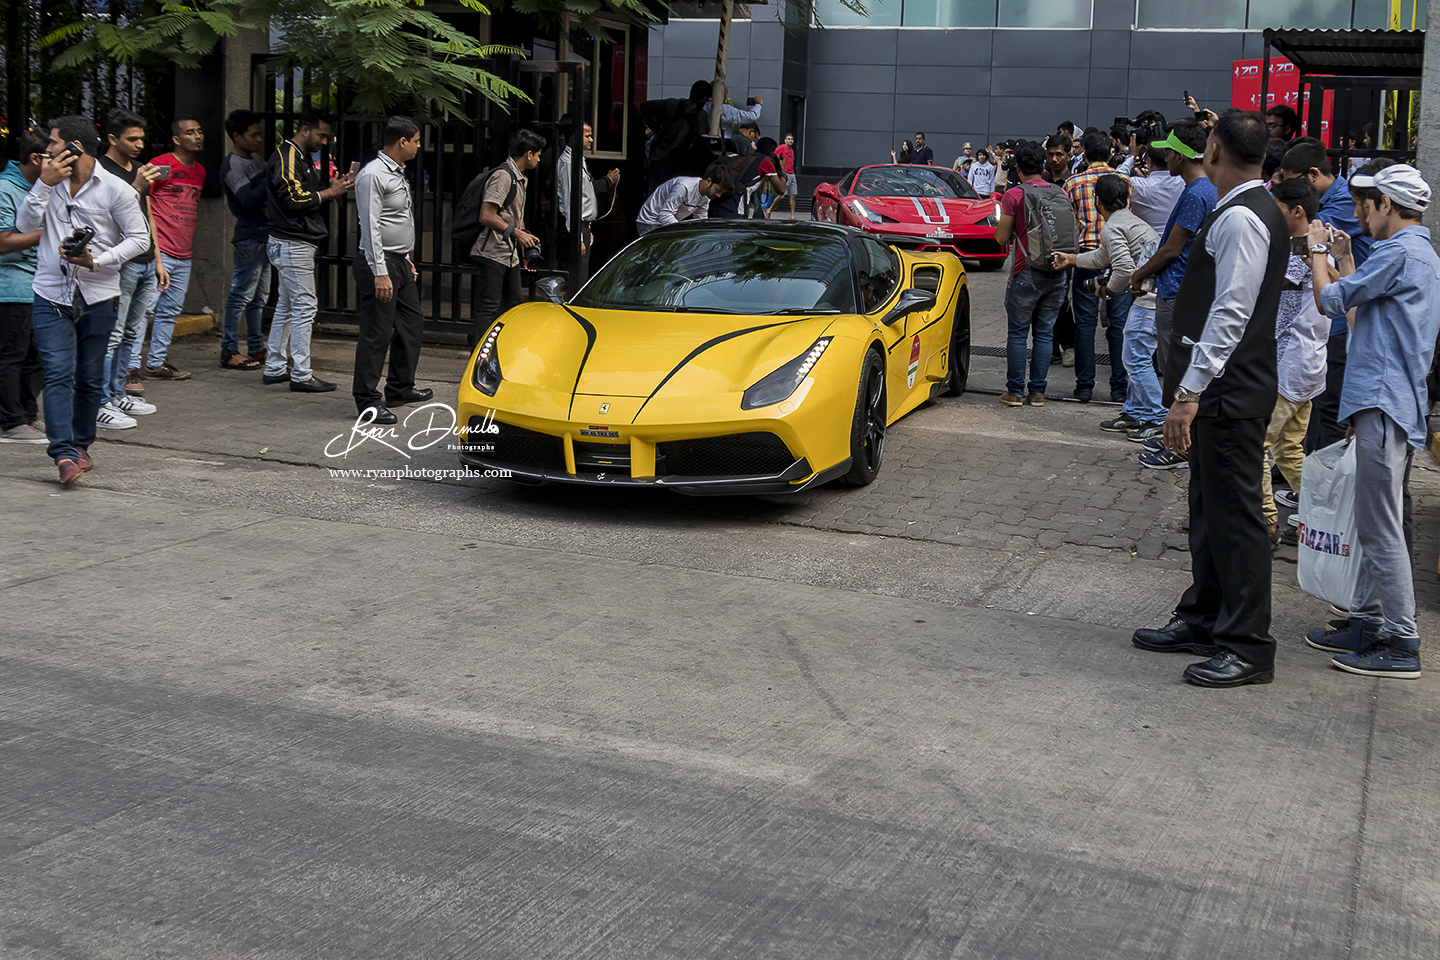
[1175,387,1202,404]
[1309,242,1329,255]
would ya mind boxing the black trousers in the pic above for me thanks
[1304,331,1349,452]
[1176,414,1276,667]
[352,253,424,406]
[0,302,42,430]
[556,222,591,281]
[472,257,522,350]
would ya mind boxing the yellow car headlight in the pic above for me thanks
[472,321,503,396]
[741,337,831,411]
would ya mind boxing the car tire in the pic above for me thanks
[942,288,971,397]
[838,348,886,487]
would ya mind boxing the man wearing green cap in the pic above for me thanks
[1128,120,1215,468]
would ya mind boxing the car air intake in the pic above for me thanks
[468,417,566,470]
[657,432,796,478]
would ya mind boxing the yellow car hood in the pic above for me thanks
[495,302,845,410]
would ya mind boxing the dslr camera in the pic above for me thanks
[1115,110,1167,147]
[523,241,543,268]
[60,225,95,260]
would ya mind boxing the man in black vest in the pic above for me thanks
[1132,111,1290,688]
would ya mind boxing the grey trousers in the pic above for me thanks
[1349,408,1420,644]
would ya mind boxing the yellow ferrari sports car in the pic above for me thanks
[456,220,970,495]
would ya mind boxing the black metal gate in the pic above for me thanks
[250,55,588,341]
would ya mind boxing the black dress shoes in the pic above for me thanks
[1133,616,1223,656]
[290,377,337,393]
[262,371,291,385]
[357,402,398,425]
[385,387,434,406]
[1183,652,1275,688]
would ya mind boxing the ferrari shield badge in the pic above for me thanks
[907,335,921,388]
[599,403,610,414]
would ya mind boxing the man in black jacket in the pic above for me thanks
[220,109,269,369]
[1132,111,1290,688]
[262,111,353,392]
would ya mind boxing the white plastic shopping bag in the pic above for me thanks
[1295,439,1363,607]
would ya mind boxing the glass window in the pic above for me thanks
[575,228,857,314]
[816,0,901,26]
[1135,0,1246,28]
[996,0,1091,28]
[1247,0,1356,29]
[855,166,980,200]
[903,0,996,28]
[852,237,900,313]
[1353,0,1426,28]
[563,19,630,158]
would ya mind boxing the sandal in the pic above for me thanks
[220,353,262,370]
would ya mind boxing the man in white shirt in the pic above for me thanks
[1131,111,1291,689]
[557,120,618,279]
[1263,176,1331,539]
[1117,143,1184,234]
[16,115,150,485]
[636,171,727,234]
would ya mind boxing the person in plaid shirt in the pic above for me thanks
[1065,131,1131,402]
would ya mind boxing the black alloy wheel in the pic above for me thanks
[839,349,887,487]
[942,288,971,397]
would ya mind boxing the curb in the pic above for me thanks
[174,314,214,338]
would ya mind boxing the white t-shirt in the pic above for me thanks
[1275,252,1331,403]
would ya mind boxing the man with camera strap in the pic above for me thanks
[15,115,150,485]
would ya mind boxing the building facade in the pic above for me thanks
[647,0,1426,173]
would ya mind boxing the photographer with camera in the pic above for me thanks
[15,115,150,485]
[469,128,544,351]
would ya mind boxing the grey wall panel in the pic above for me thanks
[649,25,664,62]
[991,30,1091,70]
[804,127,898,169]
[895,28,994,66]
[895,65,992,96]
[1127,68,1234,108]
[1090,29,1131,67]
[1093,0,1137,30]
[1127,31,1246,71]
[991,66,1090,99]
[810,28,901,66]
[782,58,808,93]
[1087,98,1130,128]
[808,92,898,130]
[748,21,786,61]
[1089,67,1129,100]
[809,62,901,94]
[891,94,992,136]
[988,96,1092,138]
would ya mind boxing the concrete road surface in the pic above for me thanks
[2,329,1438,960]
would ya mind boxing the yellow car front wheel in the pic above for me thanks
[838,349,887,487]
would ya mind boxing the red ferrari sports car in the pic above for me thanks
[812,164,1007,267]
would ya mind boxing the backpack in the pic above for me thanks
[1018,181,1078,271]
[453,165,519,259]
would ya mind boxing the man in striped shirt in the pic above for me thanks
[1065,131,1131,403]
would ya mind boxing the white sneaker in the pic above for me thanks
[96,402,137,430]
[1273,489,1299,509]
[115,394,157,415]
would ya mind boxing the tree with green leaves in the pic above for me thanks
[41,0,661,121]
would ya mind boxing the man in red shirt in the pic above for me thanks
[767,133,797,220]
[143,115,205,381]
[993,140,1071,407]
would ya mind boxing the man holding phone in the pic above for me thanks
[142,115,205,382]
[15,115,150,484]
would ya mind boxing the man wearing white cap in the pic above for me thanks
[1305,162,1440,679]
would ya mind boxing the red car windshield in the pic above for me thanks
[854,166,978,201]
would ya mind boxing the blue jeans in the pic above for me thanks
[146,252,192,368]
[1121,304,1166,425]
[1071,266,1100,394]
[1103,287,1131,400]
[265,239,318,381]
[32,292,118,462]
[1004,268,1067,397]
[106,258,157,403]
[223,239,271,356]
